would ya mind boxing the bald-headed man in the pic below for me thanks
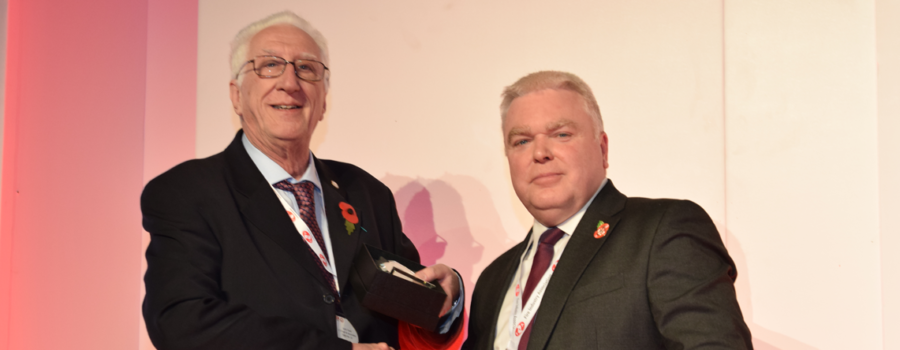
[142,11,462,350]
[463,71,752,350]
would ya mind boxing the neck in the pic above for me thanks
[246,132,311,179]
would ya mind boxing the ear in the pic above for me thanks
[229,80,243,117]
[320,99,327,121]
[600,132,609,169]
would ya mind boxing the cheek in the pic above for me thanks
[507,154,528,177]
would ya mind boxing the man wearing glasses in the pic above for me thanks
[141,11,462,350]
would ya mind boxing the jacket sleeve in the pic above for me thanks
[647,200,753,349]
[141,174,350,350]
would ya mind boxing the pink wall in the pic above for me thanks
[0,0,197,349]
[144,1,198,182]
[140,1,198,349]
[138,0,197,350]
[0,0,147,348]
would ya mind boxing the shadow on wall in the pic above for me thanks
[382,174,517,304]
[394,181,448,267]
[724,228,818,350]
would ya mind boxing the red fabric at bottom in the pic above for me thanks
[398,310,466,350]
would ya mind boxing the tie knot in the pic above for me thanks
[273,180,316,205]
[273,180,314,195]
[539,227,565,246]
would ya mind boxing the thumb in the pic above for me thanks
[414,266,433,281]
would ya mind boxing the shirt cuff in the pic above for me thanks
[436,271,465,334]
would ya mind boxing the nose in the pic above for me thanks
[275,64,302,93]
[532,135,553,164]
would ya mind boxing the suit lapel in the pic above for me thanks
[225,131,330,289]
[314,157,362,293]
[527,181,627,350]
[488,231,532,341]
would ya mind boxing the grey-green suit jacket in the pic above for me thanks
[463,181,752,350]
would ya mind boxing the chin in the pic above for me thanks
[526,195,571,213]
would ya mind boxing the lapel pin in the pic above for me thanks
[339,201,359,235]
[594,220,610,239]
[331,180,339,189]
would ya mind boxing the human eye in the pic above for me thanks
[296,62,314,72]
[258,58,283,68]
[553,127,576,139]
[511,138,530,147]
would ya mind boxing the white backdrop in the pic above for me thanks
[194,1,898,349]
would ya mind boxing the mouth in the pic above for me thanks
[532,172,563,185]
[271,104,301,110]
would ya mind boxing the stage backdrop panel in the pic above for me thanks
[724,1,881,348]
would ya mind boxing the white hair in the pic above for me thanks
[501,71,603,136]
[230,11,330,90]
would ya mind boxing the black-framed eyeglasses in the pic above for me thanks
[236,55,329,82]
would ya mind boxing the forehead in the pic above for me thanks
[504,89,592,131]
[248,24,321,60]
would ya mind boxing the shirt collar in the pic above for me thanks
[530,177,609,242]
[241,133,323,190]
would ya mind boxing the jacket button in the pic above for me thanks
[323,294,335,304]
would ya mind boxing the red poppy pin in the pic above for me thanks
[594,220,610,239]
[339,202,359,235]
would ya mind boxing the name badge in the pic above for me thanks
[336,316,359,343]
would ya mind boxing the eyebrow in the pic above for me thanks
[546,119,575,132]
[506,126,531,145]
[260,49,320,61]
[505,119,576,145]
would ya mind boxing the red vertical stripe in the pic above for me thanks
[0,0,198,349]
[5,0,148,347]
[0,0,22,346]
[144,0,198,181]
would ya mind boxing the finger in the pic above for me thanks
[414,266,432,281]
[418,264,452,282]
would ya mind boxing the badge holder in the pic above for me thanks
[349,244,447,331]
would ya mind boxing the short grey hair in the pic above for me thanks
[230,11,330,90]
[500,71,603,135]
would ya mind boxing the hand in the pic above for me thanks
[351,342,394,350]
[415,263,460,317]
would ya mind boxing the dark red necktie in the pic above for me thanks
[519,227,565,350]
[273,180,338,299]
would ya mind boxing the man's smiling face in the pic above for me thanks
[230,24,326,150]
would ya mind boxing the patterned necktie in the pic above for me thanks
[273,180,337,299]
[519,227,565,350]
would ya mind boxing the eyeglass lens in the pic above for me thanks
[254,56,325,81]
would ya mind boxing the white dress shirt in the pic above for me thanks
[493,178,607,350]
